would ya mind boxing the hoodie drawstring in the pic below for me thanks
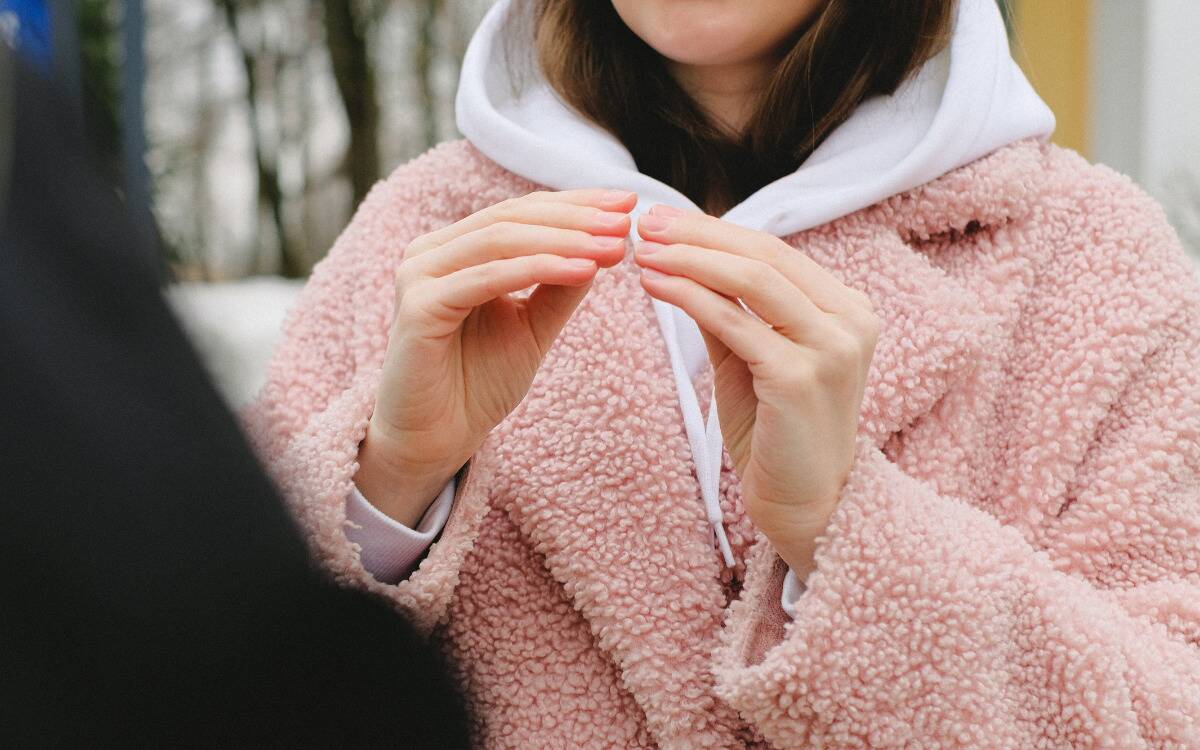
[650,294,736,568]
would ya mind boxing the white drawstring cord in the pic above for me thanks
[650,296,736,568]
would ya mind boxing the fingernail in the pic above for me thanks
[641,267,669,281]
[592,210,628,228]
[650,204,686,218]
[602,190,635,203]
[592,235,625,250]
[565,258,596,270]
[639,215,672,233]
[635,241,663,256]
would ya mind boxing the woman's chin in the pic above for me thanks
[611,0,821,69]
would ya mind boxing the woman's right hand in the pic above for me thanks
[353,188,636,526]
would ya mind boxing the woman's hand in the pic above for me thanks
[634,204,880,579]
[355,189,635,526]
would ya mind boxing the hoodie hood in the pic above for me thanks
[454,0,1054,570]
[456,0,1055,235]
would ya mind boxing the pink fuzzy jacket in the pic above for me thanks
[241,137,1200,749]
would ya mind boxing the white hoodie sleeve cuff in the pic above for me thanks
[780,566,809,619]
[344,477,456,584]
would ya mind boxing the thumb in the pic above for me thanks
[523,278,594,356]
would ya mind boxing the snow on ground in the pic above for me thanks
[166,276,305,407]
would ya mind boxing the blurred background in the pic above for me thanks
[5,0,1199,405]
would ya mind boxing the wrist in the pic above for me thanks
[757,498,838,582]
[353,421,463,527]
[767,455,859,578]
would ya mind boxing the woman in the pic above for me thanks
[243,0,1200,746]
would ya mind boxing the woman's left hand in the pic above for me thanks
[635,204,880,580]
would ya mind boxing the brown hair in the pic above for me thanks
[528,1,956,214]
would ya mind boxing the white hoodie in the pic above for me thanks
[348,0,1055,605]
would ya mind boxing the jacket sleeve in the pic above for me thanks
[714,266,1200,746]
[238,145,496,635]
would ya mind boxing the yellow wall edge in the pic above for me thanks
[1011,0,1091,157]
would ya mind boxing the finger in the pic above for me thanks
[634,240,825,342]
[407,189,636,259]
[522,279,592,356]
[409,222,626,279]
[647,204,706,220]
[638,267,792,369]
[637,208,862,314]
[412,255,598,333]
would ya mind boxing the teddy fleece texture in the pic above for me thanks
[241,137,1200,749]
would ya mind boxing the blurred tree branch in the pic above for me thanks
[145,0,486,278]
[414,0,443,150]
[322,0,380,207]
[216,0,304,277]
[78,0,122,190]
